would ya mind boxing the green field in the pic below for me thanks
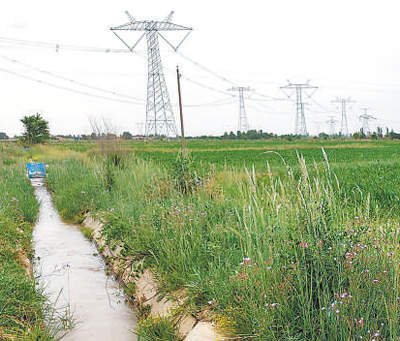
[2,138,400,340]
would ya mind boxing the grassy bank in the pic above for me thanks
[0,158,46,338]
[0,143,68,340]
[44,139,400,340]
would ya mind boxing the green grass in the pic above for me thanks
[0,144,71,339]
[43,138,400,340]
[0,164,52,339]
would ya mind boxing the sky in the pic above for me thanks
[0,0,400,137]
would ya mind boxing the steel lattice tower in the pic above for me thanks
[359,108,376,135]
[228,86,251,132]
[111,12,192,138]
[327,116,338,136]
[332,97,354,137]
[280,80,318,136]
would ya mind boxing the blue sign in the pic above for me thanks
[27,163,46,178]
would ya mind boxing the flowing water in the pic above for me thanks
[32,178,137,340]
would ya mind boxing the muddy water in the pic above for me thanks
[32,179,137,340]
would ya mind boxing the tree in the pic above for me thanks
[20,113,50,145]
[121,131,133,140]
[0,132,9,140]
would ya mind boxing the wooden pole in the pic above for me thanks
[176,66,186,157]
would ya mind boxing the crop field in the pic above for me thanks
[2,138,400,340]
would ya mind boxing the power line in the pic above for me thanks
[174,51,285,102]
[0,66,142,105]
[304,93,331,113]
[1,51,236,109]
[0,36,294,105]
[0,53,145,102]
[0,36,130,53]
[183,98,236,107]
[176,51,238,87]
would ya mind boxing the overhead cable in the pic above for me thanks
[0,36,129,53]
[0,53,145,102]
[176,51,239,87]
[0,66,142,105]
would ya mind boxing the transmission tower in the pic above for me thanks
[110,12,192,139]
[228,86,251,132]
[327,116,338,136]
[315,121,323,136]
[280,80,318,136]
[332,97,354,137]
[359,108,376,135]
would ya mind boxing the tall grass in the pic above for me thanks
[47,150,400,340]
[0,163,65,339]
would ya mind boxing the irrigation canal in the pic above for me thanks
[31,178,137,340]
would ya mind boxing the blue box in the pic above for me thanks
[27,163,46,178]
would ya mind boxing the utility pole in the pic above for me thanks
[110,11,192,139]
[359,108,376,135]
[327,116,338,136]
[176,66,186,157]
[280,80,318,136]
[332,97,354,137]
[228,86,251,133]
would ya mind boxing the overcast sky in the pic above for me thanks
[0,0,399,137]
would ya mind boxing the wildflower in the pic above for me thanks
[240,257,251,266]
[12,197,18,201]
[321,307,326,311]
[335,309,340,314]
[300,242,307,247]
[110,208,114,212]
[81,190,86,194]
